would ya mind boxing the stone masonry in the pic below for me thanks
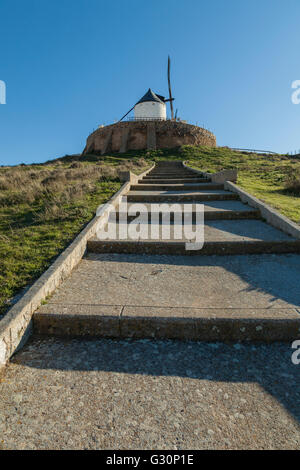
[82,120,217,155]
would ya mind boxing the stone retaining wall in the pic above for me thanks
[83,121,216,155]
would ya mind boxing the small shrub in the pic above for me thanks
[284,170,300,195]
[69,162,83,169]
[0,178,12,191]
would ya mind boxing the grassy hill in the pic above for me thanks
[0,155,149,317]
[183,146,300,223]
[1,145,299,318]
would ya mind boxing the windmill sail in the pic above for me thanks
[168,55,174,120]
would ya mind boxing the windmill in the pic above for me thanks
[118,56,175,122]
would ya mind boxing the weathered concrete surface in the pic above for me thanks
[0,337,299,449]
[116,200,261,222]
[100,219,296,242]
[130,183,224,191]
[88,218,300,256]
[87,239,300,256]
[120,200,260,214]
[38,252,300,309]
[141,177,208,183]
[211,169,238,184]
[126,189,240,202]
[34,253,300,341]
[201,169,238,184]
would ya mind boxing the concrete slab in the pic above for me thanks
[143,176,205,180]
[130,183,224,191]
[204,219,294,241]
[87,239,300,256]
[115,201,261,221]
[147,172,200,176]
[1,337,299,449]
[126,190,239,202]
[36,253,300,309]
[141,178,209,184]
[33,253,300,341]
[119,200,259,213]
[35,304,121,337]
[96,219,296,242]
[128,189,232,196]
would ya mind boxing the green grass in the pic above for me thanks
[1,145,299,317]
[180,146,300,223]
[0,155,149,316]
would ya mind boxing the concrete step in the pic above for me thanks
[26,161,300,349]
[33,252,300,342]
[126,190,240,202]
[114,201,261,222]
[143,174,203,178]
[87,238,300,256]
[34,303,300,342]
[141,178,209,184]
[88,219,300,255]
[154,161,184,166]
[115,210,260,222]
[130,183,224,191]
[143,174,205,178]
[147,173,197,177]
[146,171,200,174]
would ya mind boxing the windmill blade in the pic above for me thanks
[168,55,174,120]
[118,105,135,122]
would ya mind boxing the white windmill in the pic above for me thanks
[119,56,175,122]
[134,89,166,120]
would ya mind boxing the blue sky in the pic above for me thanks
[1,0,300,165]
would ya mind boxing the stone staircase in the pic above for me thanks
[87,161,300,256]
[5,162,300,451]
[34,161,300,342]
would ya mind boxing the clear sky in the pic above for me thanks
[1,0,300,165]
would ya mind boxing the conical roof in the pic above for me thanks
[136,88,165,105]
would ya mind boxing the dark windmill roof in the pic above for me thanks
[136,88,165,105]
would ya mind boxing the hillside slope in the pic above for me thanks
[0,155,148,317]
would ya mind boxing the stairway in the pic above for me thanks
[87,161,300,256]
[34,161,300,342]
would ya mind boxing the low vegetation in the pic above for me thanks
[284,168,300,195]
[181,146,300,222]
[0,145,299,318]
[0,155,148,316]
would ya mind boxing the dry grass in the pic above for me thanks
[0,155,150,317]
[0,158,148,216]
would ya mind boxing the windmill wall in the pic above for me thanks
[134,101,166,120]
[82,121,216,155]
